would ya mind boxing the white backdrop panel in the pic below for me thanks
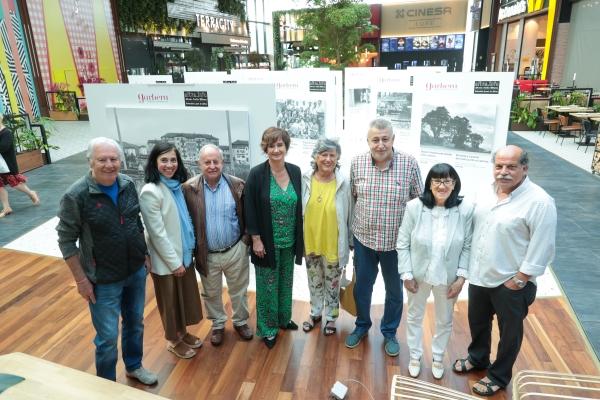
[85,83,276,167]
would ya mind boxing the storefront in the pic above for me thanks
[123,0,250,80]
[379,0,468,71]
[490,0,558,80]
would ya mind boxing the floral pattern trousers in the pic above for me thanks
[306,255,342,322]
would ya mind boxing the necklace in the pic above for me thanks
[313,175,335,203]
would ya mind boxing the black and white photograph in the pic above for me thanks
[376,92,413,132]
[276,99,325,140]
[113,108,251,188]
[420,102,496,153]
[348,88,371,108]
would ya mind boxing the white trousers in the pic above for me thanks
[406,281,457,362]
[202,241,250,329]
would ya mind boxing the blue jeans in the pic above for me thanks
[89,266,146,380]
[353,237,403,338]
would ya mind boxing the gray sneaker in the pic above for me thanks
[384,337,400,357]
[126,367,158,385]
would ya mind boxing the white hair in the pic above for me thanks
[199,143,224,160]
[86,137,124,161]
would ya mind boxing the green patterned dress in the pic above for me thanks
[255,174,297,338]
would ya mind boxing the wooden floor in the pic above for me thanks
[0,248,598,400]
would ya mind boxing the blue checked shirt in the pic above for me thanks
[204,175,240,251]
[351,150,423,251]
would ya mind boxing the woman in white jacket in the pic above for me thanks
[140,142,202,359]
[397,163,473,379]
[301,139,352,336]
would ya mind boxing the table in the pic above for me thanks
[569,112,600,119]
[546,106,594,113]
[0,353,167,400]
[591,117,600,123]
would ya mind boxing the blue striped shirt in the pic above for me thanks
[204,175,240,251]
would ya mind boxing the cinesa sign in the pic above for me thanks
[396,7,452,19]
[382,1,468,37]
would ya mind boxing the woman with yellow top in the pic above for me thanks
[301,139,352,336]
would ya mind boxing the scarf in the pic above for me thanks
[160,176,195,268]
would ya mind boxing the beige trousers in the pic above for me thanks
[202,240,250,329]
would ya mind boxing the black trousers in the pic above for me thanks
[467,282,536,388]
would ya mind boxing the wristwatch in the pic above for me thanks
[512,276,527,289]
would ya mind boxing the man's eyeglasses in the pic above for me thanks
[431,179,455,187]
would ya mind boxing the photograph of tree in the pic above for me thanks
[376,92,412,132]
[420,103,496,153]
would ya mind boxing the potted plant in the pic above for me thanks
[7,116,58,172]
[550,91,568,106]
[569,91,587,107]
[510,94,540,130]
[48,83,79,121]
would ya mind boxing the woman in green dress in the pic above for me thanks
[244,127,304,349]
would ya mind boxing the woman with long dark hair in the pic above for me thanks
[139,142,202,359]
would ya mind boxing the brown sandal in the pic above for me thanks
[167,341,196,359]
[182,333,203,349]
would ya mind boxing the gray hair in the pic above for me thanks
[310,138,341,171]
[199,143,224,160]
[368,118,394,134]
[86,137,124,161]
[491,148,529,166]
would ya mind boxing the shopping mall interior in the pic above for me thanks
[1,0,599,399]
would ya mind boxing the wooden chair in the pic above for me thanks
[390,375,480,400]
[540,108,559,137]
[513,370,600,399]
[556,115,581,145]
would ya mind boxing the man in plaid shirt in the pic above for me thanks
[345,118,423,357]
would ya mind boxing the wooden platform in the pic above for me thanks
[0,248,598,399]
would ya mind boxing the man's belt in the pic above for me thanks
[208,238,240,254]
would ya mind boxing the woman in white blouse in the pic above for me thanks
[397,163,473,379]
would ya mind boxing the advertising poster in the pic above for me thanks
[85,83,276,168]
[381,38,389,52]
[343,69,513,197]
[411,72,513,197]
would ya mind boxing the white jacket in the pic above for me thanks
[301,169,352,267]
[397,198,474,285]
[140,182,183,275]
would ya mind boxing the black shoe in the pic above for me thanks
[280,320,298,330]
[263,336,276,349]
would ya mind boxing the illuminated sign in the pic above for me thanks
[498,0,528,20]
[382,1,468,37]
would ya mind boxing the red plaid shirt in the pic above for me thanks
[351,150,423,251]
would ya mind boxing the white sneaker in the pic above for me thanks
[408,358,421,378]
[431,361,444,379]
[126,367,158,385]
